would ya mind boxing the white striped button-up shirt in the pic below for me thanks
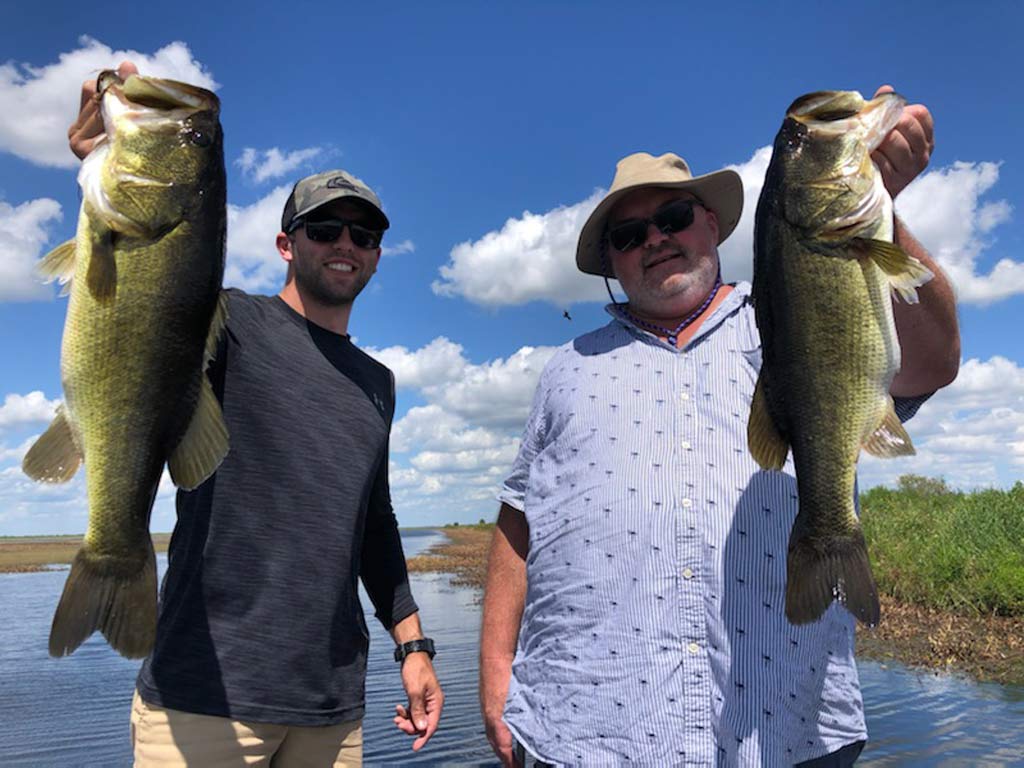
[499,283,924,767]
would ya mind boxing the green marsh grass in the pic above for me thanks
[862,475,1024,617]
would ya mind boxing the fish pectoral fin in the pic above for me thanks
[85,228,118,302]
[862,399,915,458]
[204,291,230,366]
[22,406,83,483]
[168,375,229,490]
[38,240,77,286]
[853,238,934,304]
[747,377,789,470]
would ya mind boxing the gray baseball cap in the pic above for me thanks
[281,170,390,232]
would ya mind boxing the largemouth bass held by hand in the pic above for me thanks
[749,90,933,627]
[22,71,229,658]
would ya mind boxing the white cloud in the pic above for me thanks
[896,161,1020,304]
[860,356,1024,490]
[432,190,612,306]
[0,391,61,429]
[718,146,773,285]
[432,149,1016,309]
[363,338,558,524]
[382,239,415,257]
[236,146,324,184]
[0,37,217,169]
[0,198,64,301]
[224,185,291,292]
[369,337,469,390]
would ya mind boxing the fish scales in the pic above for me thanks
[749,90,933,627]
[23,71,229,658]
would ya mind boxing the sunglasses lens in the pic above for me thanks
[652,200,696,235]
[607,200,698,252]
[303,220,382,248]
[349,225,382,249]
[305,221,344,242]
[608,221,647,252]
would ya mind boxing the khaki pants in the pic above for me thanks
[130,690,363,767]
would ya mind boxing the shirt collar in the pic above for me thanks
[605,281,751,350]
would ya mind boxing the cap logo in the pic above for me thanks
[326,176,359,191]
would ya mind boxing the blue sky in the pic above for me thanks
[1,2,1021,535]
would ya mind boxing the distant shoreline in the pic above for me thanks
[11,525,1022,687]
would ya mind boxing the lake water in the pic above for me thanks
[1,529,1021,766]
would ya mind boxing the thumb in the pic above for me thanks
[873,84,895,98]
[409,692,428,731]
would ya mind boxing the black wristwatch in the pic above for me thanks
[393,637,436,663]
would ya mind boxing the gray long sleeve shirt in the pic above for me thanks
[137,289,416,725]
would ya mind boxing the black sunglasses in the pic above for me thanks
[607,198,704,253]
[290,218,383,249]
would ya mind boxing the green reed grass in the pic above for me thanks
[861,476,1024,616]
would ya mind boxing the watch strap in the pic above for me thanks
[394,637,436,663]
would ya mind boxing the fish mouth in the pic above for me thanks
[98,70,219,113]
[786,90,906,152]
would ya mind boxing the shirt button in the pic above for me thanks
[682,568,694,579]
[682,498,693,509]
[687,642,700,655]
[680,392,690,402]
[681,440,691,450]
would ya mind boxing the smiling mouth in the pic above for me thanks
[326,263,355,273]
[644,252,683,271]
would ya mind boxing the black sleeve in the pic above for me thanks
[359,377,418,630]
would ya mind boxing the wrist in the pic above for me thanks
[394,637,436,663]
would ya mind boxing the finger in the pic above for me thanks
[873,84,895,98]
[117,60,139,79]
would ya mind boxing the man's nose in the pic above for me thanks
[643,221,669,248]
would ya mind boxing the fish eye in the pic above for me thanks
[187,129,212,148]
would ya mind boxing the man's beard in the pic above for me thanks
[294,258,372,307]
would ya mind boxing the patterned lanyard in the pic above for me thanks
[620,273,723,347]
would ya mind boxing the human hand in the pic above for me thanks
[872,84,934,200]
[392,653,443,751]
[481,665,520,768]
[68,60,138,160]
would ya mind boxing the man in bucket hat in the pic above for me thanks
[480,94,959,765]
[68,62,443,767]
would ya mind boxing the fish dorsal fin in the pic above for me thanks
[38,240,77,288]
[853,238,934,304]
[862,398,915,458]
[168,375,229,490]
[22,405,83,483]
[747,376,789,470]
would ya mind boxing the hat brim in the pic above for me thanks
[575,169,744,277]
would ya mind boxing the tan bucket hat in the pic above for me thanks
[576,152,744,277]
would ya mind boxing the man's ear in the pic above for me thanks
[276,232,293,263]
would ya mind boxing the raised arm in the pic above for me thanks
[872,84,960,396]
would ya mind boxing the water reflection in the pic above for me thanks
[0,531,1021,766]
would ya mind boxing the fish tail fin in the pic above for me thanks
[747,376,789,470]
[855,238,934,303]
[49,541,157,659]
[786,528,880,627]
[863,398,915,458]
